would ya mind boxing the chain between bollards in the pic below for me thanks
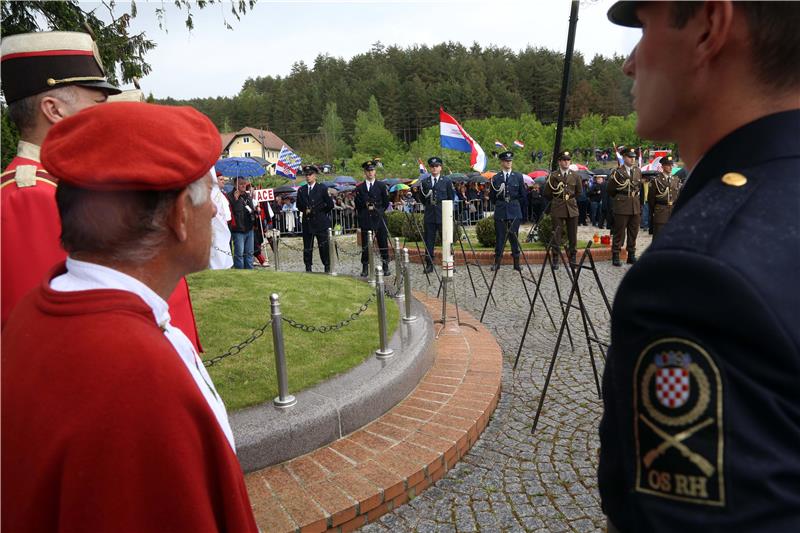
[270,293,296,408]
[367,230,376,288]
[327,227,337,276]
[374,265,394,358]
[402,248,417,322]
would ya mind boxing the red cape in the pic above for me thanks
[1,156,202,351]
[1,267,256,532]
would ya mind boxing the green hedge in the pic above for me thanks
[537,214,554,246]
[476,216,496,247]
[386,211,463,244]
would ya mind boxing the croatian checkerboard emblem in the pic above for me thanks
[634,338,725,506]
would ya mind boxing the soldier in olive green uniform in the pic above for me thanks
[607,147,642,266]
[544,150,582,268]
[648,155,681,237]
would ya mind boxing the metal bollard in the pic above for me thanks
[402,248,417,322]
[327,227,337,276]
[367,230,376,288]
[375,265,394,358]
[394,237,403,280]
[272,229,281,272]
[270,294,296,408]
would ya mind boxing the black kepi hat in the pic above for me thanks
[607,1,642,28]
[660,155,675,166]
[621,147,637,158]
[361,160,376,171]
[427,156,443,166]
[302,164,320,176]
[558,150,572,160]
[1,31,120,103]
[498,151,514,161]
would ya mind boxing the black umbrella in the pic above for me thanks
[274,184,299,194]
[447,173,470,183]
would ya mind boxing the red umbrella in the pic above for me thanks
[528,170,548,178]
[570,163,589,171]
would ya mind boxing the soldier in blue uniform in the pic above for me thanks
[599,2,800,532]
[296,165,334,272]
[489,151,527,271]
[354,160,390,277]
[419,156,455,273]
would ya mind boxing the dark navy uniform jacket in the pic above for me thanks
[599,110,800,532]
[295,182,333,234]
[419,174,455,225]
[489,171,527,221]
[354,179,389,232]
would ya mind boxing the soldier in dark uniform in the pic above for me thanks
[648,155,681,237]
[295,165,334,272]
[607,147,642,266]
[354,160,390,277]
[600,3,800,532]
[419,156,455,274]
[489,151,527,271]
[544,150,582,268]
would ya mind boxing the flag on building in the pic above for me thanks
[513,140,525,149]
[494,140,506,149]
[440,108,487,172]
[275,146,302,179]
[417,158,427,174]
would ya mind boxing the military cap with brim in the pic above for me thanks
[558,150,572,160]
[428,156,443,166]
[1,31,120,103]
[622,147,637,158]
[607,1,642,28]
[498,151,514,161]
[303,164,320,175]
[362,160,377,170]
[660,155,675,165]
[41,102,221,191]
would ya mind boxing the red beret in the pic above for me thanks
[41,102,221,191]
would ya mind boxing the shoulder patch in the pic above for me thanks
[633,337,725,506]
[13,165,38,188]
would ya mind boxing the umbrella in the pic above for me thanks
[528,170,549,178]
[469,175,488,184]
[481,171,497,179]
[215,157,265,178]
[322,180,337,187]
[534,176,547,185]
[523,174,534,186]
[569,163,589,171]
[575,169,595,182]
[336,185,356,192]
[382,178,402,186]
[389,183,410,192]
[274,184,298,194]
[447,173,470,183]
[334,175,356,184]
[409,178,421,185]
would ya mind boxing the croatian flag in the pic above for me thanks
[513,140,525,149]
[613,142,625,166]
[440,108,487,172]
[418,158,427,174]
[494,140,506,149]
[275,146,302,180]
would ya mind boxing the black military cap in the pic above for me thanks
[302,164,320,175]
[498,151,514,161]
[1,31,120,103]
[361,160,376,171]
[558,150,572,160]
[607,1,642,28]
[660,155,675,166]
[621,147,637,158]
[428,156,443,166]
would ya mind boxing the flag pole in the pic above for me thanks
[551,0,580,171]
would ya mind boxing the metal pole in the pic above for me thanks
[402,248,417,322]
[367,230,376,288]
[327,227,337,276]
[394,237,403,280]
[551,0,580,171]
[270,293,296,408]
[272,229,281,271]
[375,265,394,358]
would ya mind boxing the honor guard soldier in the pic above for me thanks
[355,160,390,277]
[489,151,527,271]
[607,146,642,266]
[0,31,203,352]
[648,155,681,237]
[296,165,334,272]
[544,150,583,268]
[600,3,800,533]
[419,156,455,273]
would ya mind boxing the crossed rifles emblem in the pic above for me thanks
[640,350,715,477]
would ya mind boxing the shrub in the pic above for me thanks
[537,214,554,246]
[402,213,424,242]
[385,211,406,239]
[476,215,495,247]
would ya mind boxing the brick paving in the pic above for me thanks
[268,224,652,532]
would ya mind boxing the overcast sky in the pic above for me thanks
[104,0,641,99]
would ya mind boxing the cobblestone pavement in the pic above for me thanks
[272,224,652,532]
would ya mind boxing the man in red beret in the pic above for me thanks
[0,32,203,354]
[1,102,257,532]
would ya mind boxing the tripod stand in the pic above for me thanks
[523,241,613,435]
[434,224,494,305]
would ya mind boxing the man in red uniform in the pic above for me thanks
[0,31,202,351]
[2,102,257,532]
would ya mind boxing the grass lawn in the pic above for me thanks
[187,269,399,411]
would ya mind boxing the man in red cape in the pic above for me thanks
[2,102,256,532]
[0,31,202,351]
